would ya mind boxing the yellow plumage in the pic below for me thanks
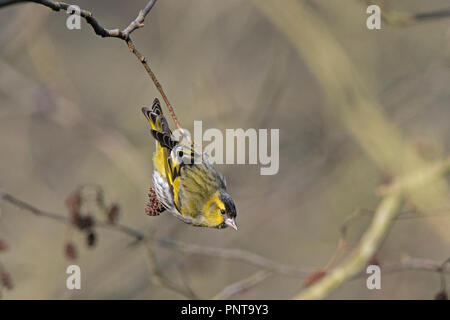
[142,98,237,230]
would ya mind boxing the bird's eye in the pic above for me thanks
[178,150,184,158]
[220,209,226,215]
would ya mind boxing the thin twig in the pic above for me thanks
[1,192,71,223]
[322,237,347,271]
[363,1,450,27]
[212,256,450,300]
[377,158,450,196]
[122,0,157,39]
[145,237,197,299]
[367,257,450,277]
[0,0,155,40]
[413,9,450,22]
[2,191,450,298]
[154,238,311,278]
[212,270,273,300]
[0,0,182,129]
[126,39,181,129]
[1,192,145,241]
[295,194,404,299]
[438,257,450,292]
[174,262,198,300]
[254,0,450,299]
[0,192,310,277]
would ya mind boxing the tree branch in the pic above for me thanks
[155,238,311,278]
[1,192,145,241]
[294,159,450,299]
[0,191,310,278]
[0,0,182,129]
[253,0,450,299]
[0,0,156,39]
[380,257,450,275]
[212,270,272,300]
[363,1,450,27]
[294,194,403,299]
[2,191,450,298]
[145,237,198,299]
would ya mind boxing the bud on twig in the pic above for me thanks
[75,215,95,231]
[65,189,82,221]
[64,242,78,260]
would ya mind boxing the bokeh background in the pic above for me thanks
[0,0,450,299]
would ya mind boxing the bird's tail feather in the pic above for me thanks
[142,98,177,150]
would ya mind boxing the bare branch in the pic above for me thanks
[413,9,450,21]
[295,155,450,299]
[126,39,182,130]
[2,191,450,298]
[381,257,450,275]
[295,158,450,299]
[0,0,182,129]
[145,237,197,299]
[0,191,310,278]
[212,270,272,300]
[377,158,450,196]
[363,1,450,27]
[122,0,157,38]
[294,194,403,299]
[253,0,450,299]
[0,0,156,39]
[1,192,71,224]
[154,238,311,278]
[1,192,145,241]
[0,0,124,38]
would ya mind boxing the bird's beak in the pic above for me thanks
[225,217,238,231]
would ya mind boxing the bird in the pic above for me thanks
[142,98,237,230]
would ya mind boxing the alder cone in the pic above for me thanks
[64,242,77,260]
[145,187,164,216]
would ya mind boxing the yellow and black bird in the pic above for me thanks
[142,98,237,230]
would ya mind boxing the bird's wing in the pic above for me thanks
[174,158,225,217]
[142,98,177,186]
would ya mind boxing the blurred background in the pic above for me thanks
[0,0,450,299]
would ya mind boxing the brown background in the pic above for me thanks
[0,0,449,299]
